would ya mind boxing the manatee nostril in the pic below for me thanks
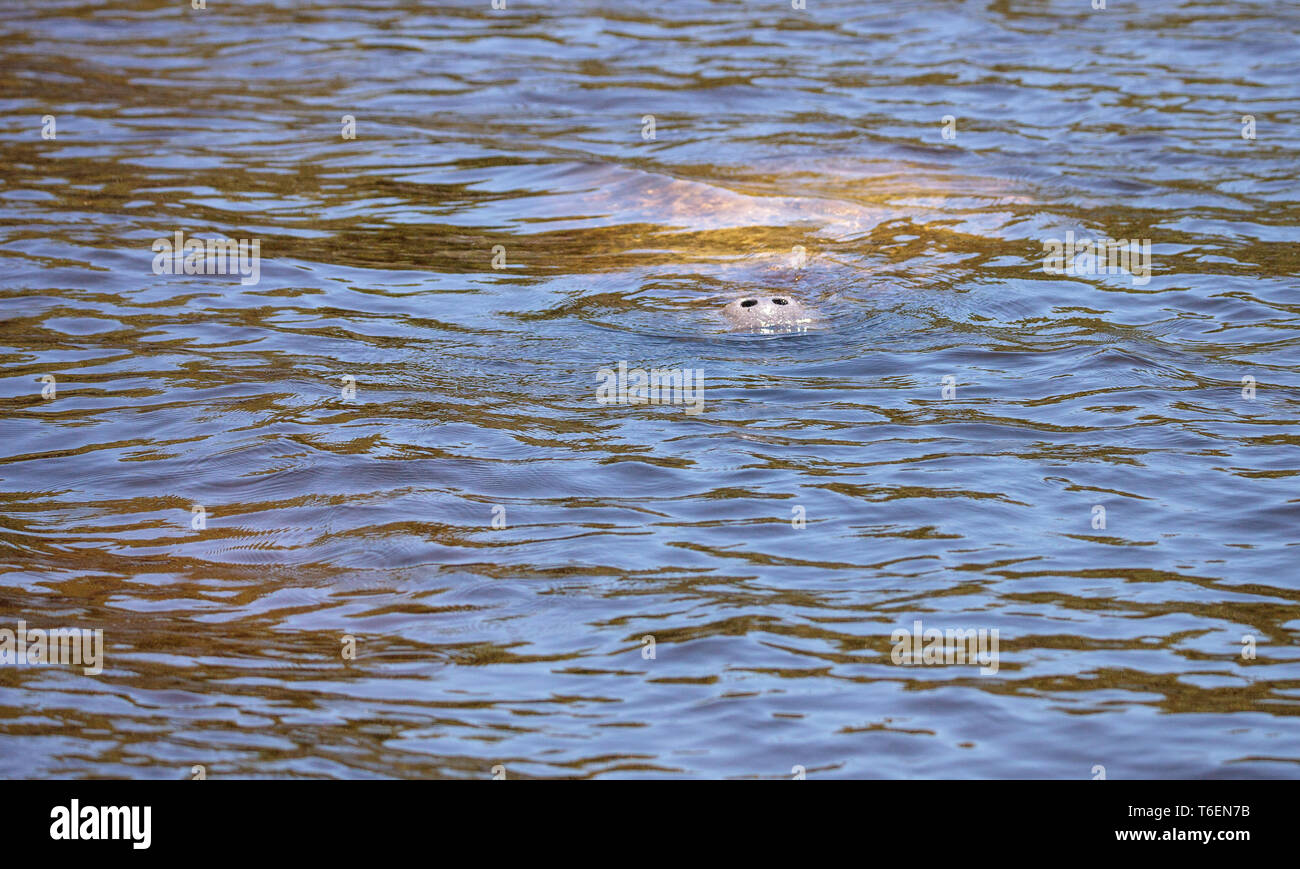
[740,298,758,307]
[771,297,789,305]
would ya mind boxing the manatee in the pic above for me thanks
[721,293,819,333]
[549,157,1026,335]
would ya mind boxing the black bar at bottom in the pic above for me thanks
[3,780,1281,856]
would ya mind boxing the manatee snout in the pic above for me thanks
[721,294,818,333]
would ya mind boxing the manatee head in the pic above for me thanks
[721,294,819,334]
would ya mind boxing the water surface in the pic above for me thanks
[2,0,1299,778]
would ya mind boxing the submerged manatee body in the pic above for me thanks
[554,157,1024,336]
